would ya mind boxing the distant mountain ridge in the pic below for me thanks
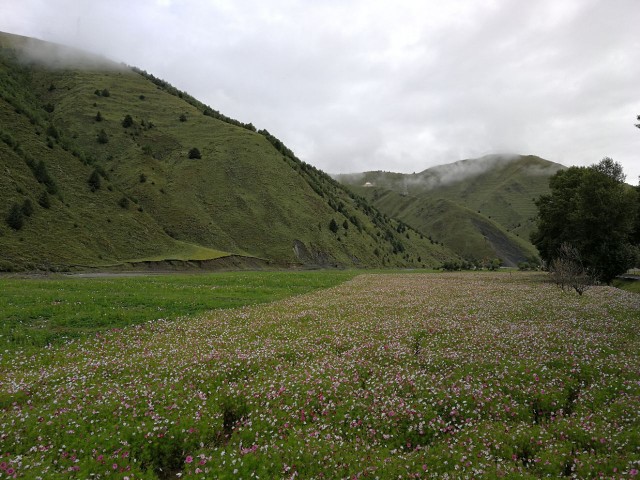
[335,155,566,266]
[0,31,455,271]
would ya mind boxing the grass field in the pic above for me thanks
[0,271,638,478]
[613,278,640,294]
[0,270,357,352]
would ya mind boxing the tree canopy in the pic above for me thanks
[531,158,639,284]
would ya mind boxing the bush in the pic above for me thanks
[6,203,24,230]
[88,170,101,192]
[96,129,108,144]
[188,147,201,159]
[28,160,58,194]
[329,218,339,234]
[38,191,51,209]
[21,199,34,217]
[179,113,187,122]
[46,124,59,140]
[118,197,130,209]
[101,88,110,97]
[549,243,596,295]
[95,111,103,122]
[121,115,134,128]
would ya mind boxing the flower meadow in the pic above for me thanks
[1,272,639,479]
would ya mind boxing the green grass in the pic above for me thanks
[0,270,357,352]
[613,278,640,294]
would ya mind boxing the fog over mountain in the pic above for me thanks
[2,0,639,183]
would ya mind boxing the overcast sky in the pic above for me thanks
[2,0,639,183]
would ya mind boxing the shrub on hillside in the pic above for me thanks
[88,170,101,192]
[46,124,59,140]
[96,129,108,144]
[38,191,51,209]
[21,199,34,217]
[188,147,201,159]
[122,115,134,128]
[6,203,24,230]
[27,160,58,194]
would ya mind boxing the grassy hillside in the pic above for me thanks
[0,32,455,271]
[337,155,564,266]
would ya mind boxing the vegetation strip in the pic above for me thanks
[1,272,639,478]
[0,270,357,353]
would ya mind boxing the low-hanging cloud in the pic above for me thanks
[16,36,121,70]
[1,0,639,184]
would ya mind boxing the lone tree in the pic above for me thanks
[531,158,639,284]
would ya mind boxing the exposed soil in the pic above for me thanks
[471,219,529,267]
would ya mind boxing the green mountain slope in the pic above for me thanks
[0,32,455,271]
[337,155,565,266]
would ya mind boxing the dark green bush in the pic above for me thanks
[21,199,34,217]
[38,191,51,209]
[88,170,101,192]
[121,115,134,128]
[6,203,23,230]
[96,129,108,144]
